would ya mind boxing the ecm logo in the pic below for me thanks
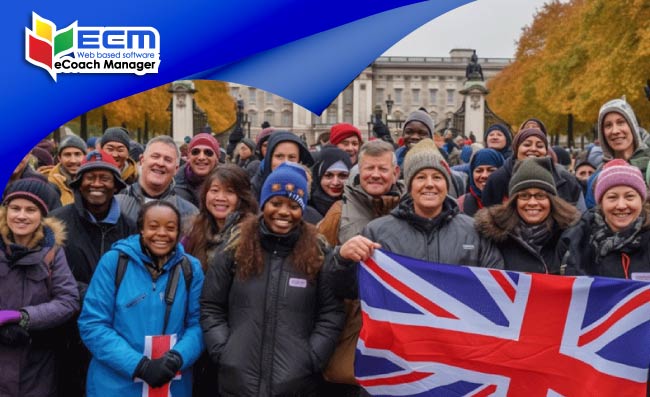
[25,12,161,81]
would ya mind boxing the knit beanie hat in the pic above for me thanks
[595,159,647,203]
[3,178,52,216]
[188,133,220,154]
[101,127,131,149]
[403,110,434,137]
[329,123,363,145]
[31,147,54,168]
[512,128,548,156]
[597,98,641,158]
[240,138,256,152]
[460,145,473,164]
[483,124,512,147]
[86,137,98,149]
[260,162,309,211]
[58,135,87,156]
[403,139,451,191]
[469,148,505,194]
[69,150,127,191]
[519,118,548,136]
[509,157,557,197]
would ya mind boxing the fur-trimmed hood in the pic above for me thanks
[474,206,512,242]
[0,206,66,249]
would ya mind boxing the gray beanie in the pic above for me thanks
[403,110,434,137]
[509,157,557,197]
[403,139,451,191]
[101,127,131,149]
[58,135,87,156]
[597,97,641,158]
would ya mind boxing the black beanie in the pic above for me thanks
[101,127,131,149]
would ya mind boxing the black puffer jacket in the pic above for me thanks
[200,219,344,396]
[558,209,650,278]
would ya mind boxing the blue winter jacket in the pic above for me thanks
[78,234,204,397]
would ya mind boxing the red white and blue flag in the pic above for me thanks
[355,250,650,397]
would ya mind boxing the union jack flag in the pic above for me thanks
[137,334,181,397]
[355,250,650,397]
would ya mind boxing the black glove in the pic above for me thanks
[134,350,183,388]
[0,324,30,347]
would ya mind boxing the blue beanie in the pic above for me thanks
[469,148,505,194]
[260,162,309,211]
[460,145,473,164]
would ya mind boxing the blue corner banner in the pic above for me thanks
[1,0,473,188]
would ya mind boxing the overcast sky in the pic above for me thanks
[383,0,554,58]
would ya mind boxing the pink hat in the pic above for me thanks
[595,159,647,203]
[189,133,220,153]
[329,123,363,145]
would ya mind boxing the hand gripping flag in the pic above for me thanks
[355,250,650,397]
[137,334,181,397]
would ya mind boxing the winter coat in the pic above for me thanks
[173,164,203,207]
[78,235,204,397]
[0,215,79,397]
[482,156,586,212]
[40,163,75,206]
[474,209,566,274]
[558,210,650,278]
[362,196,504,269]
[116,182,198,235]
[318,176,405,245]
[200,219,345,396]
[50,193,137,298]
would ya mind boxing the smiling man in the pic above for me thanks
[174,133,221,206]
[40,135,87,206]
[50,150,136,397]
[100,126,139,186]
[116,135,198,234]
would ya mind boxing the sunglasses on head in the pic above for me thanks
[191,148,215,157]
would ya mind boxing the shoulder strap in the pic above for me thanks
[114,252,129,294]
[43,245,59,297]
[162,255,193,334]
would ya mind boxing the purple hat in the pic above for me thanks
[595,159,647,203]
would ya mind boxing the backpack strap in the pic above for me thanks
[43,245,59,297]
[114,252,129,294]
[162,255,193,335]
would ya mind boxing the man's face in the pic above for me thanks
[403,121,430,148]
[79,170,116,210]
[58,148,85,177]
[359,152,399,197]
[188,144,218,177]
[270,141,300,171]
[102,141,129,169]
[140,142,179,192]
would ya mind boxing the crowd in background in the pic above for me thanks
[1,95,649,396]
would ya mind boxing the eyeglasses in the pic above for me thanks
[517,192,549,201]
[190,148,215,157]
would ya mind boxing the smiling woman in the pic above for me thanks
[200,162,345,396]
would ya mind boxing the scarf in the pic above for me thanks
[516,221,552,255]
[589,211,644,258]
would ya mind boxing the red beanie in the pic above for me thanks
[329,123,363,145]
[189,133,220,153]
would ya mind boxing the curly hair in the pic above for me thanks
[228,215,326,281]
[185,164,258,268]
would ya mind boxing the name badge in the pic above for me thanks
[289,278,307,288]
[462,244,475,250]
[631,272,650,282]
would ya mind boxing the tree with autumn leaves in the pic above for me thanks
[65,80,236,141]
[488,0,650,142]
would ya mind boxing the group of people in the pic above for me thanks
[1,95,649,396]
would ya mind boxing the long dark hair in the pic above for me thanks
[488,191,580,232]
[185,164,258,267]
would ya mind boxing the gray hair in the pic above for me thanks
[358,140,397,166]
[144,135,181,165]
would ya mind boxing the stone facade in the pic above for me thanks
[228,49,510,145]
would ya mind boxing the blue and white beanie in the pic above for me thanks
[260,162,309,211]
